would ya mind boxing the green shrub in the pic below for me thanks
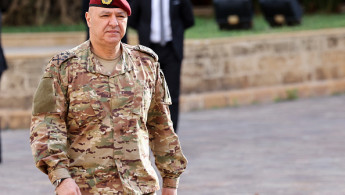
[300,0,343,13]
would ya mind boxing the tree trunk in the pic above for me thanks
[35,0,50,25]
[59,0,74,25]
[3,0,81,26]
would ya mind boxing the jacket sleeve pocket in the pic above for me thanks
[32,72,57,115]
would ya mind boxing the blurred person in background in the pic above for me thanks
[0,0,11,167]
[30,0,187,194]
[128,0,195,133]
[82,0,90,40]
[0,0,11,78]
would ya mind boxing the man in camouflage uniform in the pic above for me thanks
[30,0,187,194]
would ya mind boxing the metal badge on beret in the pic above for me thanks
[102,0,113,5]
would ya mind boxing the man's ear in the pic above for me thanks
[85,12,91,27]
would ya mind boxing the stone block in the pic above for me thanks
[203,78,223,92]
[179,95,204,112]
[327,36,339,49]
[331,80,345,93]
[272,40,297,54]
[315,66,340,80]
[300,38,322,51]
[310,82,331,96]
[227,90,254,106]
[27,76,41,90]
[232,44,253,56]
[283,71,305,84]
[252,88,278,103]
[0,96,33,109]
[232,57,257,76]
[180,78,345,113]
[295,84,312,98]
[0,72,25,93]
[0,110,31,129]
[3,32,85,47]
[203,92,228,109]
[248,73,281,87]
[258,56,286,74]
[320,51,345,78]
[180,76,204,94]
[204,59,226,79]
[221,75,250,89]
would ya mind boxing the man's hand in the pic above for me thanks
[162,188,177,195]
[55,178,82,195]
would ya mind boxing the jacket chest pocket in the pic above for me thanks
[68,86,108,127]
[110,72,153,118]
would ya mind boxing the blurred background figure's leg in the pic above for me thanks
[0,11,6,164]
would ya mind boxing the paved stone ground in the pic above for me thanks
[1,95,345,195]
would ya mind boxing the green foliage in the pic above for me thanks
[275,89,299,102]
[3,0,81,26]
[185,14,345,39]
[232,98,239,107]
[286,89,299,101]
[332,91,345,96]
[3,14,345,38]
[300,0,343,13]
[274,96,282,102]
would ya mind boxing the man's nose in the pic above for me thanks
[109,15,119,26]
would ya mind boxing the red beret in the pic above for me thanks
[89,0,131,16]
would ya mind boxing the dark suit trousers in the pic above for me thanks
[0,46,6,78]
[0,12,7,79]
[150,42,182,132]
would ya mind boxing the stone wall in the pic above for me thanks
[2,29,345,128]
[1,54,52,110]
[181,29,345,94]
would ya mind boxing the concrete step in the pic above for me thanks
[0,109,31,130]
[2,32,139,49]
[3,29,345,129]
[3,32,86,48]
[2,78,345,129]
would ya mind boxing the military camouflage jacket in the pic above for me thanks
[30,41,187,194]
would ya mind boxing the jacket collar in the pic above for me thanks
[73,40,133,77]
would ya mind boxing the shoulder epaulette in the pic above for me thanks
[132,45,159,62]
[50,50,77,67]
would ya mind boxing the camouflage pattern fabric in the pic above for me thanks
[30,41,187,194]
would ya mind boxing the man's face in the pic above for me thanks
[86,7,128,46]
